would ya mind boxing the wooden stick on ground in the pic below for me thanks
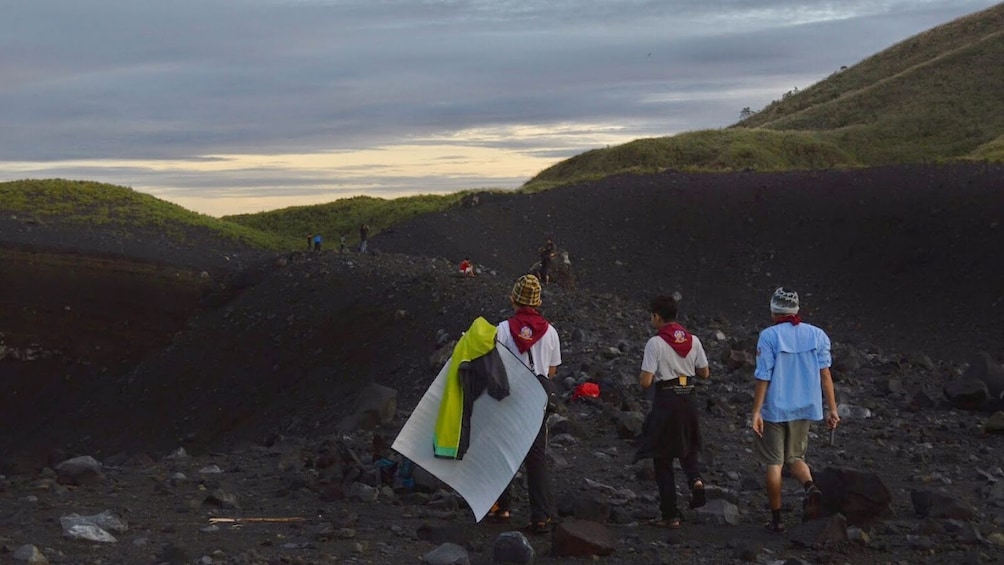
[209,516,306,524]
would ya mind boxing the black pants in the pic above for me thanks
[539,259,551,283]
[654,452,700,520]
[497,417,553,522]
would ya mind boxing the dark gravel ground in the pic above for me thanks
[1,163,1003,564]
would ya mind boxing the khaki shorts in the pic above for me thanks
[754,420,811,466]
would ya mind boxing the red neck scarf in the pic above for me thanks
[775,315,802,325]
[658,322,693,357]
[508,307,550,353]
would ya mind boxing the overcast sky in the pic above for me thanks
[1,1,998,216]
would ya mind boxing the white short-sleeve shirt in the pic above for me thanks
[496,321,562,377]
[641,334,709,381]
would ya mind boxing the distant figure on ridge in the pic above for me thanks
[339,234,348,253]
[313,233,322,251]
[307,234,313,251]
[359,223,370,254]
[751,287,839,533]
[538,238,556,284]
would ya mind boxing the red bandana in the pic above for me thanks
[508,307,550,353]
[775,315,802,325]
[658,322,693,357]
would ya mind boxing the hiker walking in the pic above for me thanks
[307,234,313,250]
[752,287,839,533]
[359,223,370,254]
[490,274,560,533]
[313,233,322,251]
[634,294,710,529]
[538,238,556,284]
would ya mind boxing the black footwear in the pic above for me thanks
[764,520,786,533]
[689,478,706,509]
[803,485,823,521]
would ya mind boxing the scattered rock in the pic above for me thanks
[551,519,616,557]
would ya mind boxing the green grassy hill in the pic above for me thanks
[524,130,857,190]
[737,3,1004,164]
[524,3,1004,189]
[222,192,468,247]
[0,179,291,249]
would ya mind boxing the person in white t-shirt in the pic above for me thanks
[490,274,560,533]
[635,294,710,530]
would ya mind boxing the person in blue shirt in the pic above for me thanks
[751,287,840,533]
[313,234,322,251]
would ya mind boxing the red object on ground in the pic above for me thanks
[571,382,600,401]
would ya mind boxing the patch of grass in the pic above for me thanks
[0,179,291,249]
[965,134,1004,162]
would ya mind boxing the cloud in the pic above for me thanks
[0,0,997,215]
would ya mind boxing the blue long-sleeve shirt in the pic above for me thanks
[755,322,832,422]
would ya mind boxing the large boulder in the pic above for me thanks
[962,352,1004,407]
[550,519,615,558]
[811,468,892,525]
[943,378,989,411]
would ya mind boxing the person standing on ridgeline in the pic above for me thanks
[752,287,840,533]
[634,295,710,530]
[489,274,560,534]
[538,238,556,284]
[307,234,313,250]
[313,233,322,251]
[359,223,370,254]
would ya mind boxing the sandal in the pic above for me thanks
[764,520,786,533]
[649,516,682,529]
[487,503,511,522]
[530,518,553,534]
[689,478,706,509]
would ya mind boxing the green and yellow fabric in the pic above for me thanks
[433,317,498,458]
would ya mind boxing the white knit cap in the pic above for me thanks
[770,287,799,314]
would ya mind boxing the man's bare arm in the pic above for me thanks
[820,367,840,429]
[638,370,655,389]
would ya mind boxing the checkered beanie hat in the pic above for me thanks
[511,274,542,307]
[770,287,799,314]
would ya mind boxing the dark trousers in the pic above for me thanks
[497,417,553,522]
[654,452,700,520]
[539,260,551,283]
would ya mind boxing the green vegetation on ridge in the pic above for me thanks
[222,192,470,246]
[523,3,1004,189]
[523,130,857,190]
[0,179,292,250]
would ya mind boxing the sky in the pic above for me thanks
[1,1,998,217]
